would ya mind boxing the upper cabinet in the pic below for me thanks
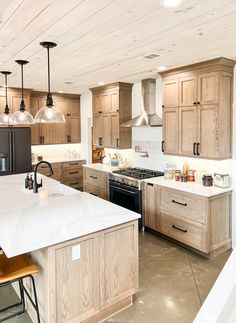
[161,58,235,160]
[30,92,81,145]
[90,82,133,149]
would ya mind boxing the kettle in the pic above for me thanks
[0,153,7,172]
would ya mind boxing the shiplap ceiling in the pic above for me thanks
[0,0,236,94]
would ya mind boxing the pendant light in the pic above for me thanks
[34,41,65,123]
[13,60,34,124]
[0,71,15,126]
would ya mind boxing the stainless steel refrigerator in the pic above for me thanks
[0,127,32,175]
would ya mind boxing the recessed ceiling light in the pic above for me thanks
[64,81,73,85]
[158,66,167,71]
[98,82,105,86]
[161,0,182,7]
[143,53,160,59]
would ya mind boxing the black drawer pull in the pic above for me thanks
[90,175,98,179]
[69,171,78,175]
[172,225,187,233]
[69,182,79,185]
[172,200,187,207]
[90,192,98,196]
[161,140,165,152]
[147,183,153,186]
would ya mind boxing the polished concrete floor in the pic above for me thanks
[0,231,230,323]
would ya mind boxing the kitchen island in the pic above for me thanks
[0,174,140,323]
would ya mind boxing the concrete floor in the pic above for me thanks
[0,231,230,323]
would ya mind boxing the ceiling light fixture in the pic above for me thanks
[35,41,65,123]
[0,71,15,126]
[13,60,34,124]
[98,82,105,86]
[158,66,167,71]
[160,0,182,7]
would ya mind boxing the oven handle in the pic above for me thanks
[109,184,139,195]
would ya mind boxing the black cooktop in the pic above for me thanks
[112,167,164,180]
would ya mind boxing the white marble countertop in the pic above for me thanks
[143,177,232,197]
[83,163,119,173]
[0,174,140,258]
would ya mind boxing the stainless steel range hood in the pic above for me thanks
[121,78,162,127]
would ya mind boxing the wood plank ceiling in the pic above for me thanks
[0,0,236,94]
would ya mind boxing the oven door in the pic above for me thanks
[109,180,142,214]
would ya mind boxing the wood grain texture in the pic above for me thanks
[143,183,160,231]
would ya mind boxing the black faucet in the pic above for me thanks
[33,161,54,193]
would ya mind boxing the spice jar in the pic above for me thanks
[202,175,213,187]
[180,175,188,182]
[188,170,195,182]
[175,170,181,181]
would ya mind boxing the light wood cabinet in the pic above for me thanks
[143,183,159,231]
[83,167,108,200]
[35,160,85,191]
[162,107,179,154]
[27,221,138,323]
[161,58,235,159]
[91,82,133,149]
[143,182,231,257]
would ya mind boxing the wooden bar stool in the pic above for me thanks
[0,253,40,322]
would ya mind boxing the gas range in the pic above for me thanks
[109,167,164,190]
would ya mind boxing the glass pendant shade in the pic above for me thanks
[35,41,65,124]
[13,60,34,125]
[0,71,15,126]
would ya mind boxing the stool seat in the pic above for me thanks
[0,254,39,284]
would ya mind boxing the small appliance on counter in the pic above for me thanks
[214,173,230,188]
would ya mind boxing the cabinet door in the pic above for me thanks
[179,106,198,156]
[163,79,179,108]
[197,105,218,158]
[101,113,111,147]
[67,99,80,116]
[93,113,102,146]
[70,116,81,143]
[144,183,159,231]
[197,72,219,105]
[93,95,101,114]
[110,92,119,112]
[110,112,119,148]
[162,107,179,154]
[55,234,100,322]
[100,93,110,113]
[54,121,68,144]
[179,76,197,107]
[100,222,138,310]
[40,124,55,144]
[54,98,68,115]
[30,97,42,145]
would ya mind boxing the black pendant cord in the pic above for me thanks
[4,74,9,115]
[20,64,25,112]
[46,46,53,107]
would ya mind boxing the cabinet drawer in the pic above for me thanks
[160,213,207,252]
[84,183,106,199]
[62,179,83,190]
[62,160,85,170]
[84,168,105,189]
[62,168,83,179]
[160,188,206,224]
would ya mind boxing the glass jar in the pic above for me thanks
[164,169,174,180]
[202,175,213,187]
[180,175,188,182]
[188,170,195,182]
[175,170,181,181]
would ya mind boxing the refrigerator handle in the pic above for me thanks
[8,132,13,172]
[12,131,16,172]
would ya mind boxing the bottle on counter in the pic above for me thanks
[187,170,195,182]
[25,174,30,189]
[28,175,34,190]
[175,170,181,181]
[182,162,189,176]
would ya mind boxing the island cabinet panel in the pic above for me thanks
[91,82,133,149]
[160,58,235,159]
[55,234,100,322]
[27,221,139,323]
[100,222,139,310]
[143,182,231,257]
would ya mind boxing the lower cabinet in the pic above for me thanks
[35,160,85,191]
[29,221,138,323]
[83,167,108,200]
[144,183,231,256]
